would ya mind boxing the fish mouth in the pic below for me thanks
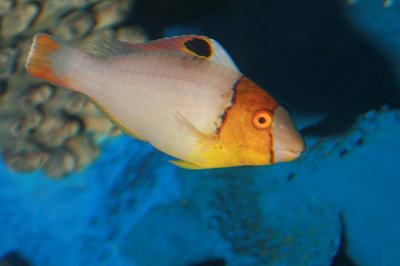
[272,105,306,163]
[274,150,303,162]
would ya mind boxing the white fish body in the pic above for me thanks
[27,34,240,162]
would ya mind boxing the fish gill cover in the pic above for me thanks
[0,0,399,266]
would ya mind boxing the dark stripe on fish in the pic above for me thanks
[269,130,275,164]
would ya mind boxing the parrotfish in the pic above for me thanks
[25,33,305,169]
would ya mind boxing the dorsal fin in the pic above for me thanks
[137,35,239,71]
[82,38,136,59]
[82,35,239,71]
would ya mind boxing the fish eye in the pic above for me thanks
[252,110,273,130]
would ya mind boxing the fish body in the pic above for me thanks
[25,33,305,169]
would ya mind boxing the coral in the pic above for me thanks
[0,1,398,266]
[0,108,398,266]
[0,136,179,266]
[121,204,230,266]
[179,173,340,266]
[256,107,400,266]
[0,3,40,40]
[209,179,339,266]
[0,0,147,178]
[120,166,340,266]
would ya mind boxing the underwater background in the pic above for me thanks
[0,0,399,265]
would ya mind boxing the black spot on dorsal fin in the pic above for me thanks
[184,38,212,58]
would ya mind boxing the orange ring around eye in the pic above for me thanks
[252,110,273,130]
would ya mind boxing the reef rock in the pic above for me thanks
[0,0,147,178]
[0,107,398,265]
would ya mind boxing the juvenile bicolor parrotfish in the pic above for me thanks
[25,33,305,169]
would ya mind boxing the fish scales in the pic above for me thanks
[67,52,237,157]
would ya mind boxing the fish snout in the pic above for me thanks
[272,105,306,163]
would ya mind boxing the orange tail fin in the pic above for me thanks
[25,33,72,88]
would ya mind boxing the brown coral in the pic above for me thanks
[0,0,148,178]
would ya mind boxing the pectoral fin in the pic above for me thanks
[172,113,218,170]
[174,112,215,142]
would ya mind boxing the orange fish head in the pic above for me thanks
[219,76,305,166]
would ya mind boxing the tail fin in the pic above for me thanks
[25,33,74,88]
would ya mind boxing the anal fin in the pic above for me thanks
[170,160,205,170]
